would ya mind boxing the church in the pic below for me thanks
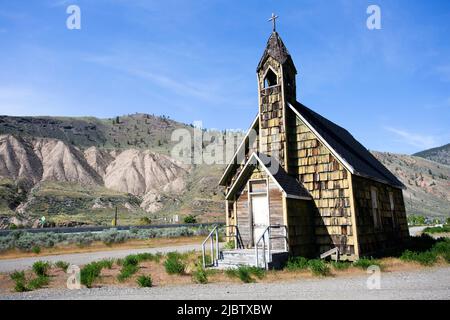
[216,17,410,267]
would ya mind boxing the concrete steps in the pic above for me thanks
[216,249,288,269]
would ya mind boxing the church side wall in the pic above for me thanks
[352,175,409,256]
[286,109,356,258]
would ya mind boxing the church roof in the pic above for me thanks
[226,152,312,200]
[257,32,297,73]
[288,102,405,189]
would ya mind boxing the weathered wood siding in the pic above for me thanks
[352,175,409,256]
[258,56,286,163]
[234,166,286,250]
[286,198,316,258]
[286,109,355,257]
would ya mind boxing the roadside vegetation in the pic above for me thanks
[4,235,450,293]
[0,226,212,254]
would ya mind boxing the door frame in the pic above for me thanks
[247,178,270,247]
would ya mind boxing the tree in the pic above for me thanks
[183,215,197,224]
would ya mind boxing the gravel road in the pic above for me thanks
[0,244,202,273]
[1,266,449,300]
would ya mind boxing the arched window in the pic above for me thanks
[263,68,277,88]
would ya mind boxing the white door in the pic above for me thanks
[251,194,270,247]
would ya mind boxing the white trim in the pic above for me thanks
[284,193,311,201]
[218,114,259,186]
[287,103,355,175]
[225,152,312,201]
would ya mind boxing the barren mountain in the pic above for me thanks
[0,135,42,185]
[33,138,103,186]
[104,149,189,196]
[413,143,450,166]
[372,151,450,218]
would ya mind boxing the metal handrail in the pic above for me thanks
[201,225,245,268]
[201,226,220,268]
[255,225,289,270]
[223,225,244,249]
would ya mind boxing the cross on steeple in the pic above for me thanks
[268,13,279,32]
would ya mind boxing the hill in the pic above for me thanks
[0,113,448,228]
[413,143,450,166]
[372,151,450,218]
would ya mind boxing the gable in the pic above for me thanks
[225,152,311,201]
[288,102,405,189]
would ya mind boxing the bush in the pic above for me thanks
[117,264,139,282]
[192,264,208,284]
[32,261,51,277]
[136,275,153,287]
[124,255,139,266]
[225,266,266,283]
[55,261,70,272]
[353,258,382,270]
[32,246,41,254]
[28,275,49,290]
[101,229,129,245]
[423,225,450,234]
[80,262,103,288]
[307,259,330,277]
[285,257,309,271]
[10,271,29,292]
[97,259,114,270]
[183,215,197,224]
[164,252,186,275]
[400,250,438,266]
[223,241,235,250]
[135,252,161,263]
[331,261,351,270]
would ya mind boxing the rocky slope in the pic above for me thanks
[0,132,211,227]
[372,151,450,218]
[413,143,450,166]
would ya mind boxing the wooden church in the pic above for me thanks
[216,20,410,266]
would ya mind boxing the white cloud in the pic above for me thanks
[385,127,440,150]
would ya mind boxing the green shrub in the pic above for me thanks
[117,264,139,282]
[123,255,139,267]
[183,215,197,224]
[423,225,450,234]
[136,275,153,287]
[400,250,438,266]
[225,266,266,283]
[54,261,70,272]
[97,259,114,269]
[32,261,51,277]
[135,253,160,263]
[353,258,382,270]
[331,261,351,270]
[80,262,103,288]
[31,246,41,254]
[10,271,29,292]
[192,264,208,284]
[285,257,309,271]
[307,259,330,276]
[164,252,186,275]
[28,275,49,290]
[223,241,235,250]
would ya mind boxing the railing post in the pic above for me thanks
[202,243,206,268]
[215,228,219,264]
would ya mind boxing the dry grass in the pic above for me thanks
[0,236,204,260]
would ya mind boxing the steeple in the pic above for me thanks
[257,32,297,74]
[256,14,298,169]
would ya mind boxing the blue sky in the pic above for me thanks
[0,0,449,154]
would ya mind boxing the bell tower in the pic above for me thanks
[257,14,297,168]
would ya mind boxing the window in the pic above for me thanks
[263,68,278,88]
[371,187,380,229]
[389,192,396,228]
